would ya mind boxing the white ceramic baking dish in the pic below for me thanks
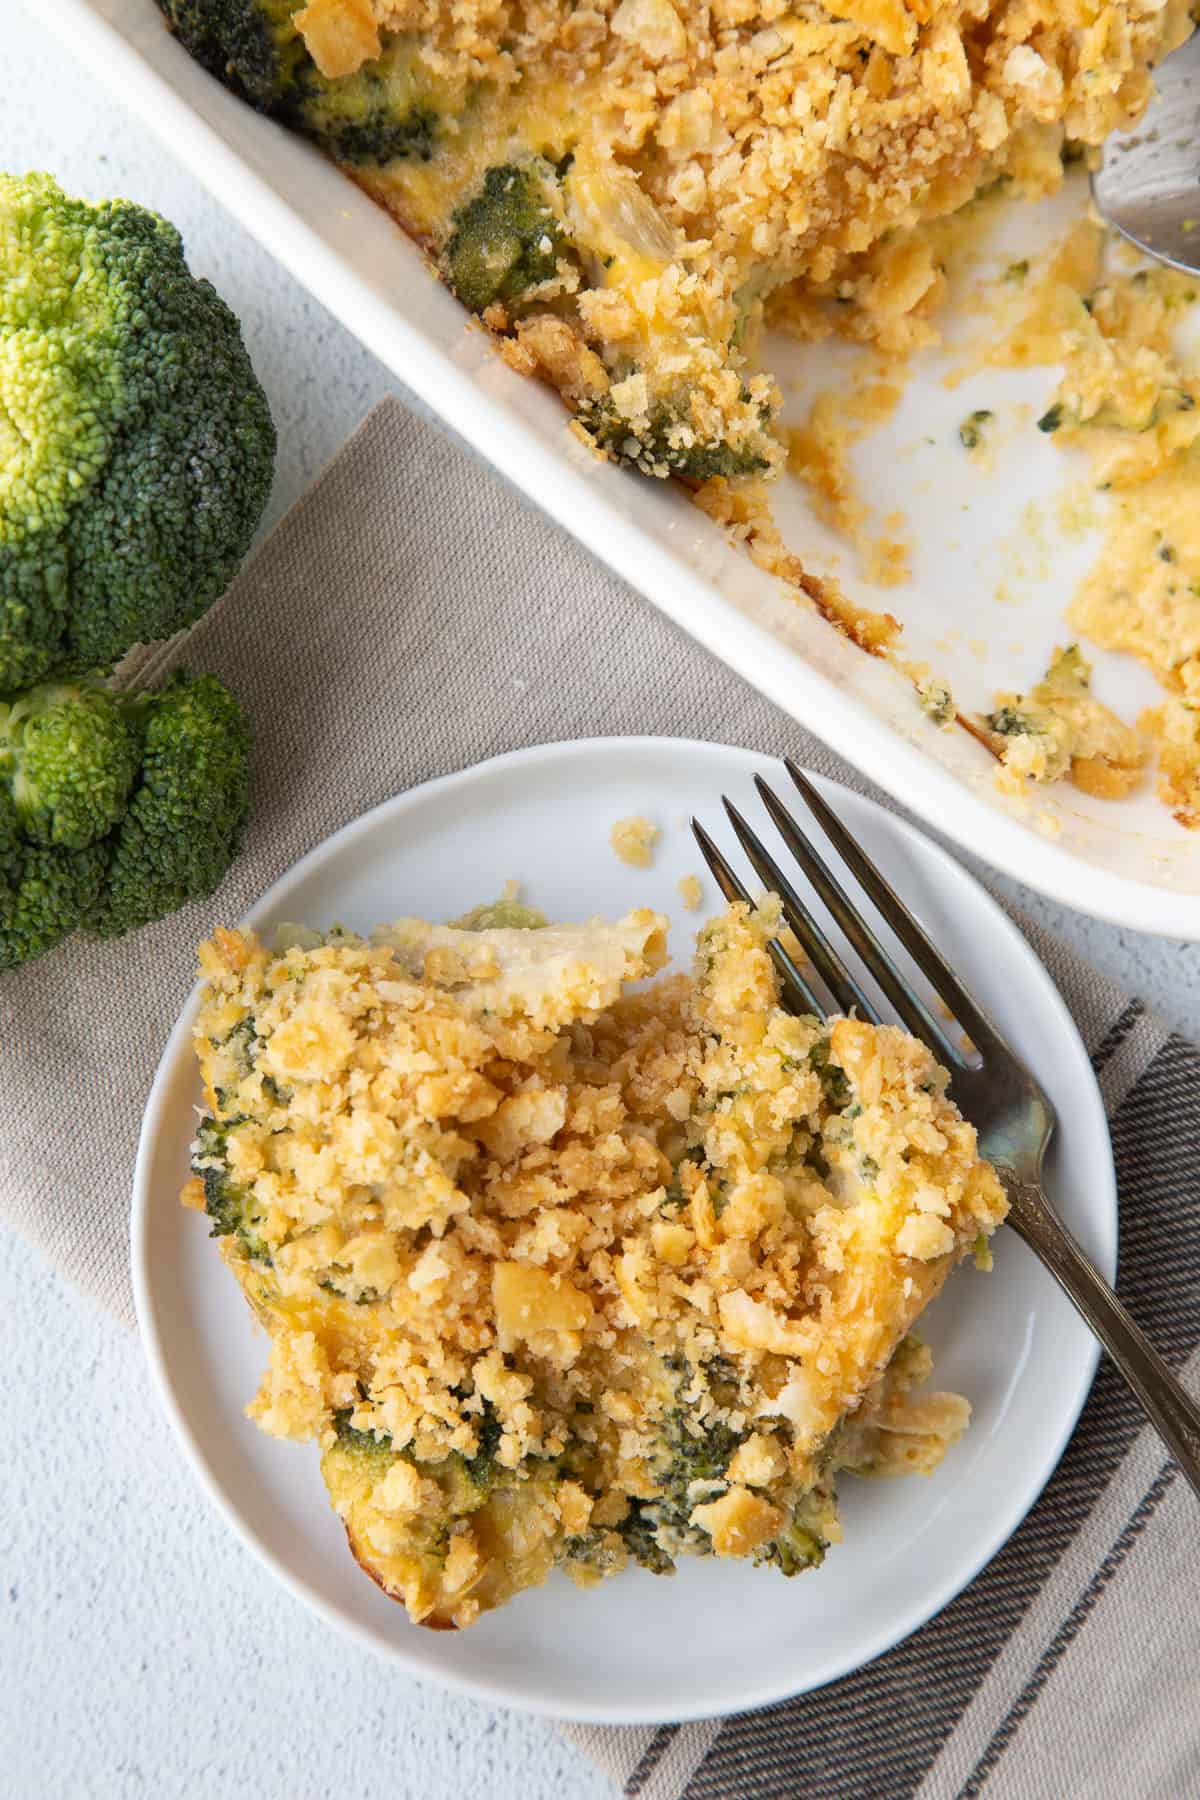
[35,0,1200,935]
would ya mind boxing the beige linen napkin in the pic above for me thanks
[3,397,1197,1799]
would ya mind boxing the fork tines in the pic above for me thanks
[692,762,1004,1069]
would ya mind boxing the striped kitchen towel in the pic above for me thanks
[1,398,1196,1797]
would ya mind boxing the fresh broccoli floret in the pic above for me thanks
[192,1114,272,1262]
[0,803,109,972]
[576,396,771,482]
[0,683,141,849]
[157,1,444,165]
[0,670,252,972]
[445,161,575,315]
[91,672,252,939]
[0,788,20,906]
[0,172,275,688]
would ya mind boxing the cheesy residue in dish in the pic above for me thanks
[185,896,1006,1627]
[985,642,1145,800]
[986,224,1200,820]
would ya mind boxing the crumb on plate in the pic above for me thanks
[610,814,660,868]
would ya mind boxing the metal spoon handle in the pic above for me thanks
[1005,1178,1200,1498]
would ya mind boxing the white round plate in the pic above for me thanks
[132,737,1115,1724]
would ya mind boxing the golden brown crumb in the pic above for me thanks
[294,0,380,77]
[1141,700,1200,827]
[676,874,703,911]
[610,814,659,868]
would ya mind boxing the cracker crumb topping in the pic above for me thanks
[189,895,1006,1625]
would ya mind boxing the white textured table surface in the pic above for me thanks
[2,11,1197,1799]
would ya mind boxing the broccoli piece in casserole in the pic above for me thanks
[575,395,772,483]
[754,1510,828,1576]
[157,0,445,165]
[192,1115,272,1262]
[445,161,576,316]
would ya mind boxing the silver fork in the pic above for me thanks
[693,760,1200,1498]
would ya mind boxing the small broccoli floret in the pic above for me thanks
[0,811,109,973]
[618,1363,748,1568]
[460,1402,503,1492]
[576,396,770,482]
[158,2,444,165]
[445,161,575,315]
[560,1528,630,1578]
[90,672,252,939]
[331,1408,397,1467]
[808,1038,851,1108]
[617,1502,676,1575]
[0,683,140,849]
[295,40,440,164]
[192,1114,271,1261]
[0,671,252,973]
[0,172,275,687]
[987,704,1037,738]
[155,0,305,111]
[654,1411,745,1523]
[755,1512,827,1577]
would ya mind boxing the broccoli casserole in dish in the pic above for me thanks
[185,897,1006,1627]
[157,2,1200,831]
[157,0,1188,484]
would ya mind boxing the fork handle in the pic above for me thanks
[1005,1178,1200,1499]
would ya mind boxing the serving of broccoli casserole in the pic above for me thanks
[185,897,1006,1627]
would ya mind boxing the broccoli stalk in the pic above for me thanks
[0,171,275,689]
